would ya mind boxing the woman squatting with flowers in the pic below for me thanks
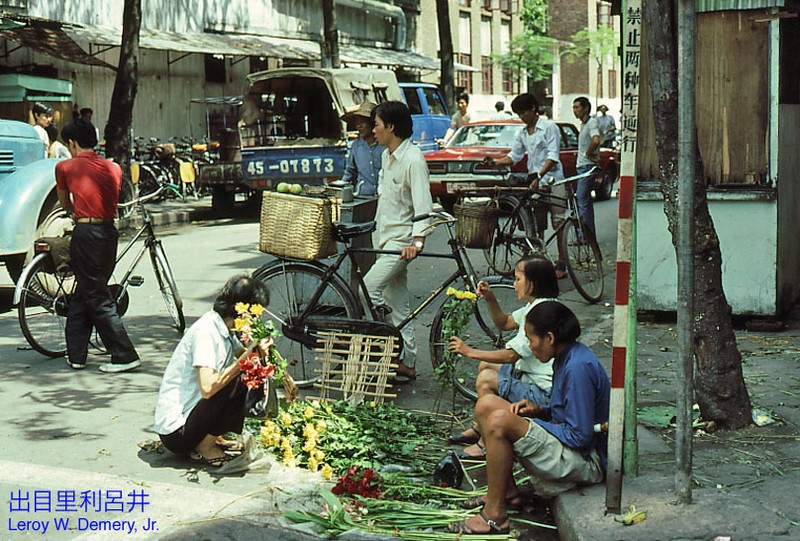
[154,275,272,468]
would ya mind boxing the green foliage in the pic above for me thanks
[491,31,557,85]
[561,26,618,65]
[519,0,549,34]
[435,295,477,390]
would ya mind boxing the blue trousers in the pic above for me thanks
[575,164,597,237]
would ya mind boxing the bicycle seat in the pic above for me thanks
[334,221,376,241]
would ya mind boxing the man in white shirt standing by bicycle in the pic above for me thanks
[364,101,433,382]
[572,96,602,237]
[482,93,568,279]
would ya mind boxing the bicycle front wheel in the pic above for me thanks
[252,261,361,388]
[150,242,186,332]
[484,195,535,276]
[429,278,518,401]
[559,218,604,303]
[17,253,74,357]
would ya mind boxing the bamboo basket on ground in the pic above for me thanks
[259,191,337,260]
[454,202,499,249]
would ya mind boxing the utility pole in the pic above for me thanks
[675,0,696,505]
[435,0,455,108]
[322,0,340,69]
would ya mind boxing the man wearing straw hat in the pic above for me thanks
[340,102,385,197]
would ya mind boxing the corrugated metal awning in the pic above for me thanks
[0,15,115,68]
[695,0,786,11]
[340,43,478,71]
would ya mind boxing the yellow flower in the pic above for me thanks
[461,291,478,301]
[314,449,325,461]
[446,287,457,297]
[234,302,250,315]
[303,406,315,419]
[280,437,293,452]
[249,304,265,317]
[279,412,293,427]
[315,420,327,432]
[283,455,297,468]
[307,456,319,472]
[368,401,376,408]
[320,463,334,480]
[325,406,333,414]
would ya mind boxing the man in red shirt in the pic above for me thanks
[56,119,140,373]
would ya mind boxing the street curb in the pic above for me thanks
[118,201,211,231]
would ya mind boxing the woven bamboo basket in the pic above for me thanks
[259,191,337,260]
[454,202,499,249]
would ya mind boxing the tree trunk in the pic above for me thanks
[644,0,751,429]
[436,0,455,109]
[104,0,141,206]
[322,0,340,69]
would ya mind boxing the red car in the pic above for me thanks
[425,119,620,211]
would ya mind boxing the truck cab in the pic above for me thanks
[239,68,403,191]
[0,119,66,282]
[398,82,450,153]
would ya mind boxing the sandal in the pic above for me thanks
[190,452,233,468]
[455,442,486,461]
[448,426,480,445]
[217,439,244,453]
[447,511,510,535]
[460,493,523,511]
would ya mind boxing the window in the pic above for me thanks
[205,54,226,83]
[423,87,448,116]
[459,0,471,5]
[597,1,612,27]
[502,68,515,94]
[482,57,493,94]
[459,13,472,53]
[456,53,473,93]
[608,69,617,99]
[402,87,423,115]
[500,0,512,14]
[560,124,579,150]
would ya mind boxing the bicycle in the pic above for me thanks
[477,167,605,303]
[13,187,186,358]
[252,211,520,400]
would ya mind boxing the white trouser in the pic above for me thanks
[363,238,416,368]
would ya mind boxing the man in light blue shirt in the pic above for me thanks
[341,101,385,196]
[573,96,602,236]
[482,93,568,278]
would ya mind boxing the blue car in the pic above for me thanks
[399,82,450,153]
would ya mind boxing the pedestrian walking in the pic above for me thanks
[364,101,434,382]
[56,118,141,373]
[596,104,617,148]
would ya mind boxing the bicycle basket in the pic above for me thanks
[454,202,499,249]
[259,191,337,260]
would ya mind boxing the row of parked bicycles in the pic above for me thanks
[130,137,220,202]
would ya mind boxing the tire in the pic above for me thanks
[6,198,70,284]
[252,261,361,388]
[17,253,74,357]
[429,278,518,401]
[595,165,617,202]
[150,242,186,332]
[483,194,535,276]
[559,219,604,303]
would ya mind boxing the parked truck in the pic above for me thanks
[0,119,68,283]
[196,68,449,209]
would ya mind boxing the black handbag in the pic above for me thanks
[243,377,278,419]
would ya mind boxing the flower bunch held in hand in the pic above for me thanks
[437,287,478,388]
[234,302,286,386]
[331,465,383,499]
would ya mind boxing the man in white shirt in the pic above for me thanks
[482,93,568,279]
[364,101,434,381]
[573,97,602,236]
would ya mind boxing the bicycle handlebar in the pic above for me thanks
[117,185,164,209]
[412,210,455,223]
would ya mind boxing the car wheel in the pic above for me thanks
[595,166,617,201]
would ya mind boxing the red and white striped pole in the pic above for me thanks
[606,0,642,513]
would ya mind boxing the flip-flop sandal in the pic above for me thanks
[190,452,233,468]
[217,440,244,453]
[447,511,510,535]
[460,494,524,511]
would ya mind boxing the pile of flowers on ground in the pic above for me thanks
[253,399,447,478]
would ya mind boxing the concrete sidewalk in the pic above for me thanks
[552,311,800,541]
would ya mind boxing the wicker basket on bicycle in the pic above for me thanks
[259,191,337,260]
[454,201,499,249]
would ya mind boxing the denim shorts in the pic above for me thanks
[497,364,551,407]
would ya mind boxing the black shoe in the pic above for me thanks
[67,360,86,370]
